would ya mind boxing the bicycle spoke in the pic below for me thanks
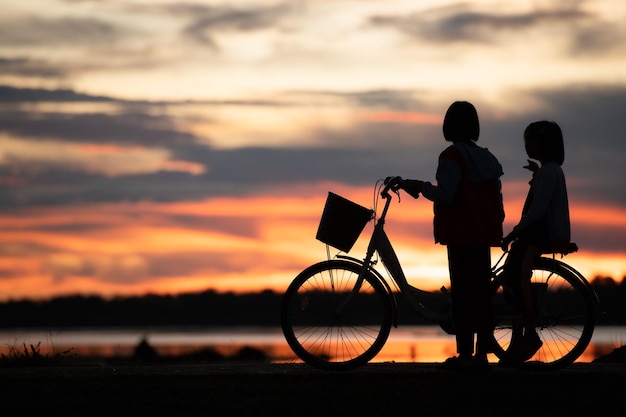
[281,260,392,370]
[491,257,595,370]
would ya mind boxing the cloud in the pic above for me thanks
[1,83,626,209]
[0,110,196,145]
[0,86,448,206]
[1,1,625,297]
[370,5,576,43]
[367,2,623,56]
[294,89,432,111]
[152,2,298,50]
[0,58,69,79]
[0,16,123,47]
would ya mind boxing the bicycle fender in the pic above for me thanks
[537,257,600,305]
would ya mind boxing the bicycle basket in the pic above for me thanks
[315,192,374,253]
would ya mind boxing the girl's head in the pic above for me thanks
[443,101,480,142]
[523,121,565,165]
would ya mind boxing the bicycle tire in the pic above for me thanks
[490,257,596,370]
[280,260,393,371]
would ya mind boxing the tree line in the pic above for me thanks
[0,276,624,328]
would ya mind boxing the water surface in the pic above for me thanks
[1,325,622,363]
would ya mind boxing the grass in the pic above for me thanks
[0,342,74,367]
[0,337,269,368]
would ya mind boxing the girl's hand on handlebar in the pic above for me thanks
[400,179,423,199]
[384,176,404,192]
[383,176,423,199]
[382,176,403,199]
[501,233,515,252]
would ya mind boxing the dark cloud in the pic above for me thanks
[0,110,197,146]
[0,16,123,47]
[369,6,587,42]
[1,83,625,263]
[1,84,625,211]
[367,2,622,56]
[0,85,290,108]
[0,58,68,79]
[292,89,429,111]
[154,3,297,49]
[570,24,625,56]
[0,146,427,208]
[0,85,114,103]
[483,85,626,207]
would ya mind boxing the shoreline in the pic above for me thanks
[3,362,626,416]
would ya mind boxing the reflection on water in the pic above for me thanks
[0,326,623,364]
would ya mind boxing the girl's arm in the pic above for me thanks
[512,164,559,234]
[421,158,461,203]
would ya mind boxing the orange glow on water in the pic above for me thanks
[0,326,610,365]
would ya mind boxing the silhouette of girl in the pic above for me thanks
[500,120,571,365]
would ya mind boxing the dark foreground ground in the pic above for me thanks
[2,361,626,417]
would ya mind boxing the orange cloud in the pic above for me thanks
[159,159,206,175]
[0,182,624,301]
[77,144,144,154]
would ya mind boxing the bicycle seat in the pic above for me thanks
[541,242,578,255]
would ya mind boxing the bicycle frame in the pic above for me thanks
[282,180,599,370]
[338,184,598,329]
[339,188,451,326]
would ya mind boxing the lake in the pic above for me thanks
[1,325,624,364]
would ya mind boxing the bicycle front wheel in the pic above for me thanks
[280,260,393,371]
[491,257,596,370]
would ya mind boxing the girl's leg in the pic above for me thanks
[448,246,492,357]
[447,246,474,357]
[500,244,543,365]
[519,245,541,334]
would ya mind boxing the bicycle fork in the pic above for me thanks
[332,230,380,318]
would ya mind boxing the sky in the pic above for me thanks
[1,0,626,300]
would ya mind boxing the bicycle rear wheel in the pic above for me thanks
[280,260,393,371]
[491,257,596,370]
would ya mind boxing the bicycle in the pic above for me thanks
[280,178,599,371]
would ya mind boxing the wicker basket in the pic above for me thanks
[315,192,374,252]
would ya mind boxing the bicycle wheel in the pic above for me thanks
[491,257,596,370]
[280,260,393,371]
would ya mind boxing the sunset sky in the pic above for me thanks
[1,0,625,301]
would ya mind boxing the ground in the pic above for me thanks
[2,361,626,416]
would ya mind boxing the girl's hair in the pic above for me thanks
[524,121,565,165]
[442,101,480,142]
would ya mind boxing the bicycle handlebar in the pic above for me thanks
[381,176,403,199]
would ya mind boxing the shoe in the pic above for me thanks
[438,355,491,372]
[499,331,543,367]
[476,337,498,355]
[518,331,543,361]
[472,354,491,372]
[438,355,472,371]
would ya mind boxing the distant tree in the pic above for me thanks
[590,276,619,288]
[0,278,625,328]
